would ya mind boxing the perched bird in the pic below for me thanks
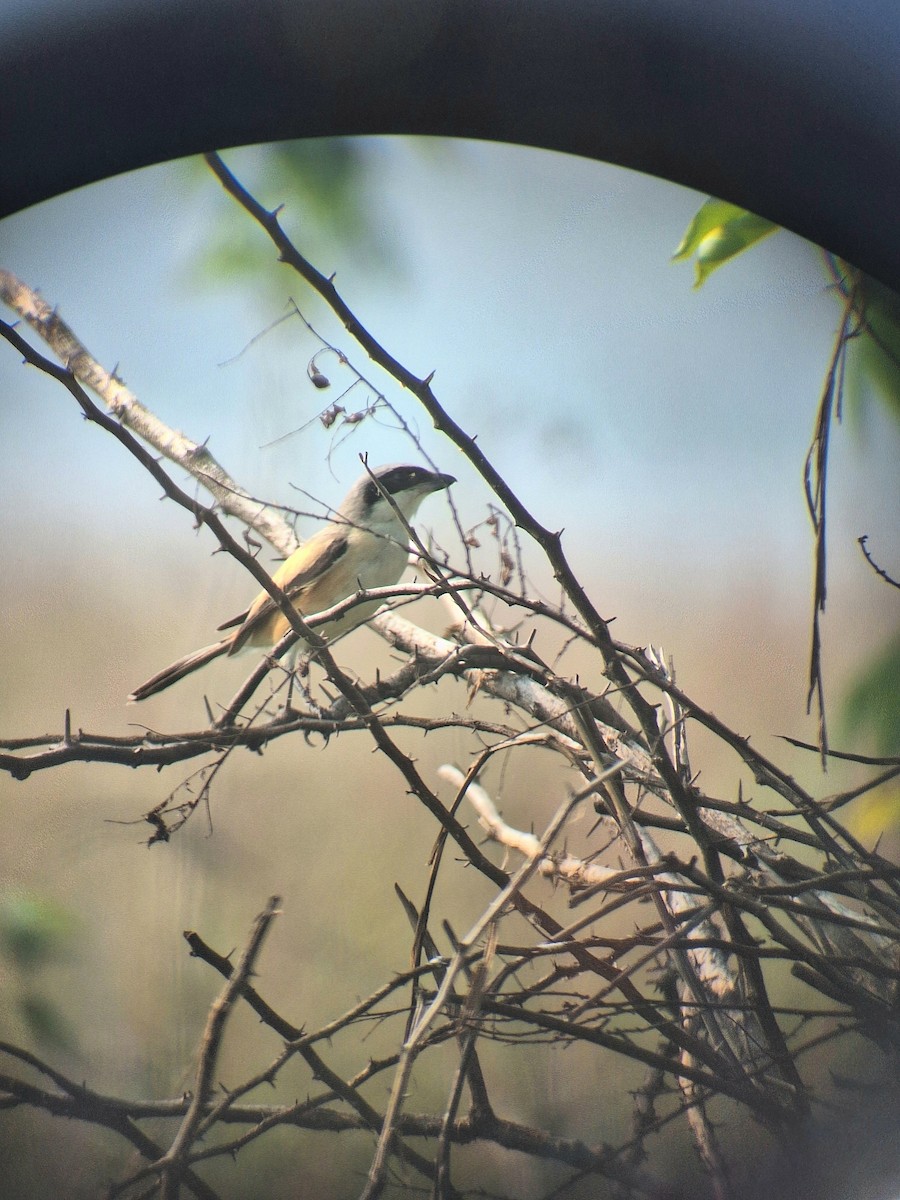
[128,463,455,701]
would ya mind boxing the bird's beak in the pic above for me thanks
[431,472,456,492]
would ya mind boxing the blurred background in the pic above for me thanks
[1,137,898,1197]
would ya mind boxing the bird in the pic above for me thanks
[128,463,455,702]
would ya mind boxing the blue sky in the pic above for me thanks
[2,136,897,724]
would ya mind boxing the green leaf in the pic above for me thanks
[673,199,779,287]
[672,199,749,259]
[0,893,73,971]
[847,272,900,425]
[842,630,900,755]
[184,138,407,292]
[19,993,77,1053]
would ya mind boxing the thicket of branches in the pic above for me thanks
[2,152,899,1200]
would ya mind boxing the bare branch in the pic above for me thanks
[155,896,281,1199]
[0,269,298,556]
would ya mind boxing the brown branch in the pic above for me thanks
[858,534,900,589]
[199,159,833,1127]
[2,155,897,1197]
[0,1067,658,1189]
[204,151,693,795]
[183,925,437,1184]
[0,699,518,781]
[0,1067,221,1200]
[2,316,514,892]
[362,774,626,1199]
[156,896,281,1199]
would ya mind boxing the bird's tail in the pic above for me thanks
[127,639,231,702]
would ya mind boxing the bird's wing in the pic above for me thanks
[216,531,349,633]
[227,532,350,653]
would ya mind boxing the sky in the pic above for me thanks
[2,137,896,677]
[1,135,898,831]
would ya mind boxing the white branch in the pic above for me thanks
[375,609,655,776]
[0,269,298,556]
[438,763,625,889]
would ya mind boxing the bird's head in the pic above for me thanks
[341,463,456,531]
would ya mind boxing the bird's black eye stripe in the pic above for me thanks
[371,466,430,499]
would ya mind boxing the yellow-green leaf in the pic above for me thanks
[849,273,900,424]
[674,198,779,287]
[843,631,900,756]
[0,893,73,971]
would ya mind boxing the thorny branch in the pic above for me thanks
[0,268,298,557]
[1,157,899,1199]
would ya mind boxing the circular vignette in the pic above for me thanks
[2,0,900,289]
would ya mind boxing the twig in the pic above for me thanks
[360,758,626,1199]
[858,535,900,589]
[156,897,281,1199]
[803,282,861,763]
